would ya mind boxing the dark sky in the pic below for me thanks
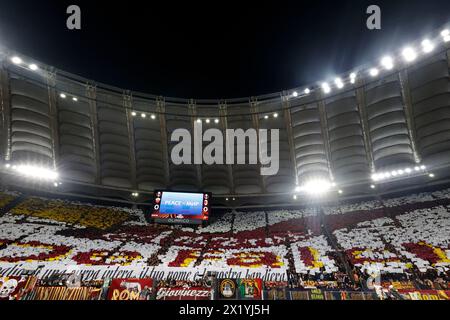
[0,0,449,99]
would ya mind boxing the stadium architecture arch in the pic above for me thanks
[1,26,450,209]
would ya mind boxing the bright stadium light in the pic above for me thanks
[370,184,376,189]
[334,77,344,89]
[29,63,38,71]
[60,93,66,99]
[196,119,202,123]
[273,113,278,118]
[5,163,11,168]
[131,192,139,197]
[150,114,156,120]
[292,91,298,97]
[441,29,450,42]
[369,68,379,77]
[322,82,331,94]
[53,182,58,187]
[214,119,219,124]
[131,111,137,116]
[350,72,357,84]
[371,165,428,183]
[141,113,146,118]
[205,119,210,123]
[296,179,334,197]
[338,189,343,194]
[402,47,417,62]
[293,195,298,200]
[11,164,58,181]
[72,97,78,102]
[11,56,22,65]
[421,39,434,53]
[381,56,394,70]
[264,115,269,119]
[429,173,435,178]
[304,88,311,94]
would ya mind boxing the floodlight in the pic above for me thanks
[214,119,219,124]
[273,113,278,118]
[297,179,333,196]
[421,39,434,53]
[11,56,22,64]
[441,29,450,42]
[334,77,344,89]
[131,111,137,116]
[205,119,210,123]
[141,113,146,118]
[369,68,379,77]
[402,47,417,62]
[322,82,331,94]
[304,88,311,94]
[292,91,298,97]
[60,93,66,99]
[29,64,38,71]
[381,56,394,70]
[12,164,58,181]
[350,73,357,84]
[151,114,156,119]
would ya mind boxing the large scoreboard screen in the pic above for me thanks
[151,191,211,225]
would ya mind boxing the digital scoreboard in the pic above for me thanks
[151,191,211,225]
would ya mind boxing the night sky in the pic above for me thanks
[0,0,449,99]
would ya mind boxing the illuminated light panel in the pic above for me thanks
[296,179,334,197]
[402,47,417,62]
[150,114,156,120]
[334,77,344,89]
[292,91,298,97]
[421,39,434,53]
[214,119,219,124]
[369,68,379,77]
[141,113,146,118]
[304,88,311,94]
[273,113,279,118]
[441,29,450,42]
[10,164,59,181]
[131,111,137,116]
[381,56,394,70]
[322,82,331,94]
[29,64,38,71]
[350,73,357,84]
[371,165,428,182]
[60,93,66,99]
[11,56,22,64]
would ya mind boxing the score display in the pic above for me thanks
[151,191,211,225]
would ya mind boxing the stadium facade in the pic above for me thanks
[1,28,450,206]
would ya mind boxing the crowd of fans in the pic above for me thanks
[0,188,449,294]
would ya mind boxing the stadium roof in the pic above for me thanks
[1,24,450,207]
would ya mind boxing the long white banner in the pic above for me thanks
[0,263,288,281]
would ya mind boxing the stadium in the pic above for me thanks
[1,3,450,302]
